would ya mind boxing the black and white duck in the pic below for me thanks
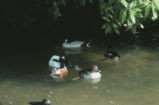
[104,48,120,61]
[29,99,51,105]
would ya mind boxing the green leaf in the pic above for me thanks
[121,0,128,8]
[130,1,136,9]
[144,5,151,17]
[138,0,143,4]
[152,4,158,20]
[153,0,159,10]
[108,6,114,13]
[133,8,142,12]
[99,2,106,15]
[120,10,127,24]
[140,23,144,29]
[127,19,133,27]
[105,25,112,34]
[138,13,144,18]
[130,26,136,34]
[114,28,120,34]
[112,23,118,29]
[102,16,110,22]
[129,10,136,24]
[102,24,106,29]
[112,24,120,34]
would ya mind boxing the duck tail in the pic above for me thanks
[114,56,119,62]
[73,65,82,72]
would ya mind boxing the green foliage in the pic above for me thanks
[100,0,159,34]
[3,0,159,34]
[52,0,159,35]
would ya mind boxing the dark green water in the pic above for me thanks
[1,43,159,105]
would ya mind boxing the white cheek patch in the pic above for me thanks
[108,53,113,56]
[45,100,51,104]
[62,56,65,59]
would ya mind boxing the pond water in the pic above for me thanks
[0,43,159,105]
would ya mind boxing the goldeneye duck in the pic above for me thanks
[50,66,68,79]
[48,52,69,69]
[74,65,101,80]
[29,99,51,105]
[62,39,85,49]
[104,48,120,61]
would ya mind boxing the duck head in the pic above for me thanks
[106,47,113,52]
[60,51,66,60]
[89,65,100,73]
[64,39,68,43]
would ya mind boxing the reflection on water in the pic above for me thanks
[1,43,159,105]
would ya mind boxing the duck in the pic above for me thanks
[48,55,62,69]
[74,65,101,80]
[29,99,51,105]
[62,39,85,49]
[104,48,120,61]
[48,52,71,79]
[48,52,68,69]
[50,66,68,79]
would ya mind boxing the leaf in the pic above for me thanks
[152,4,158,20]
[138,0,143,4]
[127,19,133,27]
[117,21,122,26]
[130,1,136,9]
[105,25,112,34]
[102,16,110,22]
[153,0,159,10]
[133,8,142,12]
[112,23,118,29]
[101,24,106,29]
[112,24,120,34]
[121,0,128,8]
[108,6,114,13]
[120,10,127,24]
[138,13,144,18]
[144,5,151,17]
[130,26,137,34]
[114,28,120,34]
[129,10,136,24]
[99,2,106,15]
[140,23,144,29]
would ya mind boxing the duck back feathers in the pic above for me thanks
[104,48,120,59]
[29,99,50,105]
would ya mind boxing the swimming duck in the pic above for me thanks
[104,48,120,61]
[29,99,51,105]
[74,65,101,80]
[48,52,71,79]
[48,52,69,69]
[48,55,62,69]
[50,66,68,79]
[62,39,85,49]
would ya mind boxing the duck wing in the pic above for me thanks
[79,70,89,78]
